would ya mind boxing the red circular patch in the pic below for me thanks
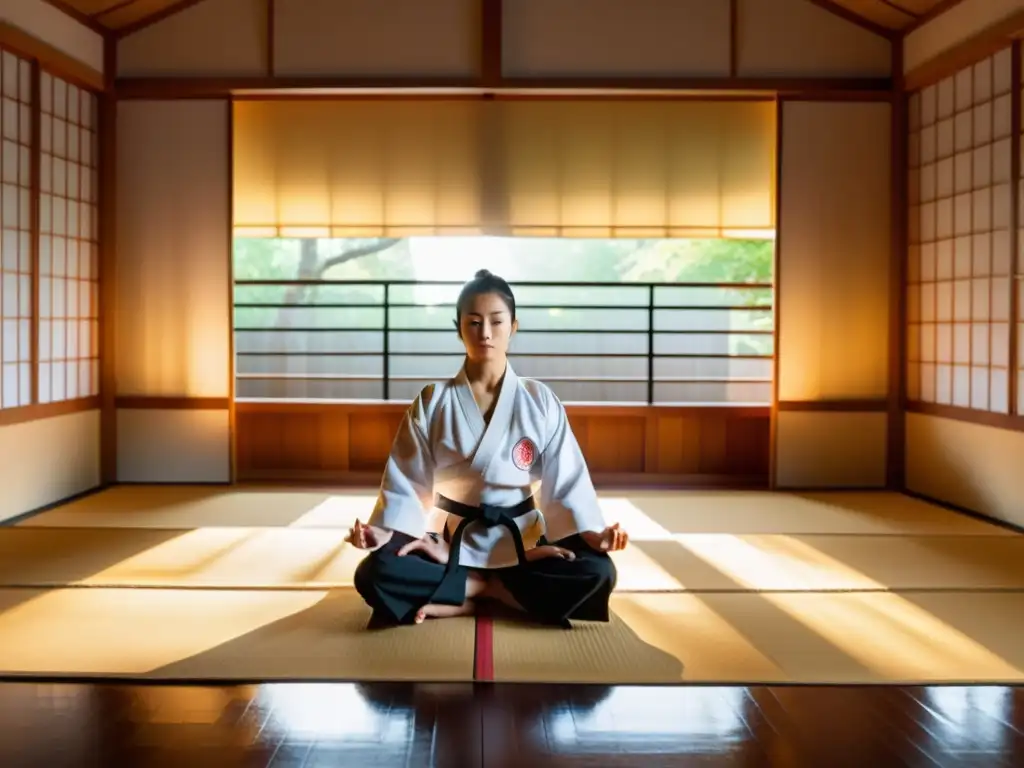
[512,437,537,471]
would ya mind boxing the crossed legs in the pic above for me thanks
[354,531,616,627]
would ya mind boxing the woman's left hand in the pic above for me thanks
[581,523,629,553]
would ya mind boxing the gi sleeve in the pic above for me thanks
[367,387,435,539]
[537,390,607,542]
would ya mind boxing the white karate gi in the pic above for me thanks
[368,363,607,569]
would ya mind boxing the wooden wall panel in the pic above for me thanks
[117,0,268,77]
[347,411,405,471]
[274,0,479,78]
[117,408,230,482]
[502,0,731,78]
[112,0,893,82]
[737,0,891,78]
[235,403,771,487]
[775,410,888,488]
[566,412,647,474]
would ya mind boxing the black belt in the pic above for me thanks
[429,494,537,606]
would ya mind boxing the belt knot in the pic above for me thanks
[479,504,503,525]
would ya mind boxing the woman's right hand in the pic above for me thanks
[396,533,449,564]
[346,519,391,550]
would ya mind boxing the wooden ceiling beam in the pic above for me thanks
[880,0,920,18]
[114,74,893,100]
[94,0,144,23]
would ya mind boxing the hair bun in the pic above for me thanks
[474,269,493,280]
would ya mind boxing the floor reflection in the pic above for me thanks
[0,681,1022,767]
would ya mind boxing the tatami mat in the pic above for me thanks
[612,534,1024,592]
[0,588,475,681]
[17,486,1012,536]
[489,591,1024,684]
[3,526,1024,592]
[0,527,366,589]
[16,486,379,529]
[7,485,1023,685]
[602,490,1014,536]
[1,584,1019,684]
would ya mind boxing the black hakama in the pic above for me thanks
[354,494,617,627]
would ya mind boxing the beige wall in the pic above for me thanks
[0,0,105,74]
[0,0,103,519]
[0,410,100,523]
[115,100,232,482]
[906,413,1024,529]
[774,100,893,488]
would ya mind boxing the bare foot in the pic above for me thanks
[414,599,476,624]
[480,577,524,613]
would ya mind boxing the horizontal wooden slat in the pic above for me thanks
[115,397,230,410]
[777,399,888,411]
[906,402,1024,433]
[0,397,101,427]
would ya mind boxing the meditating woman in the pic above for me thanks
[347,269,629,627]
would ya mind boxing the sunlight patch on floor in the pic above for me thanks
[0,589,329,675]
[77,528,367,587]
[675,533,1023,680]
[763,591,1024,681]
[676,533,887,591]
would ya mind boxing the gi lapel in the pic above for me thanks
[454,366,486,440]
[467,363,519,477]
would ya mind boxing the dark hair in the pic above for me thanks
[454,269,517,327]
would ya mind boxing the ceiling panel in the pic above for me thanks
[51,0,962,35]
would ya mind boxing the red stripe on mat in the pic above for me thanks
[474,614,494,681]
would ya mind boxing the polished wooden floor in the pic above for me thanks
[1,681,1021,767]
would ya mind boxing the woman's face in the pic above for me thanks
[458,291,517,362]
